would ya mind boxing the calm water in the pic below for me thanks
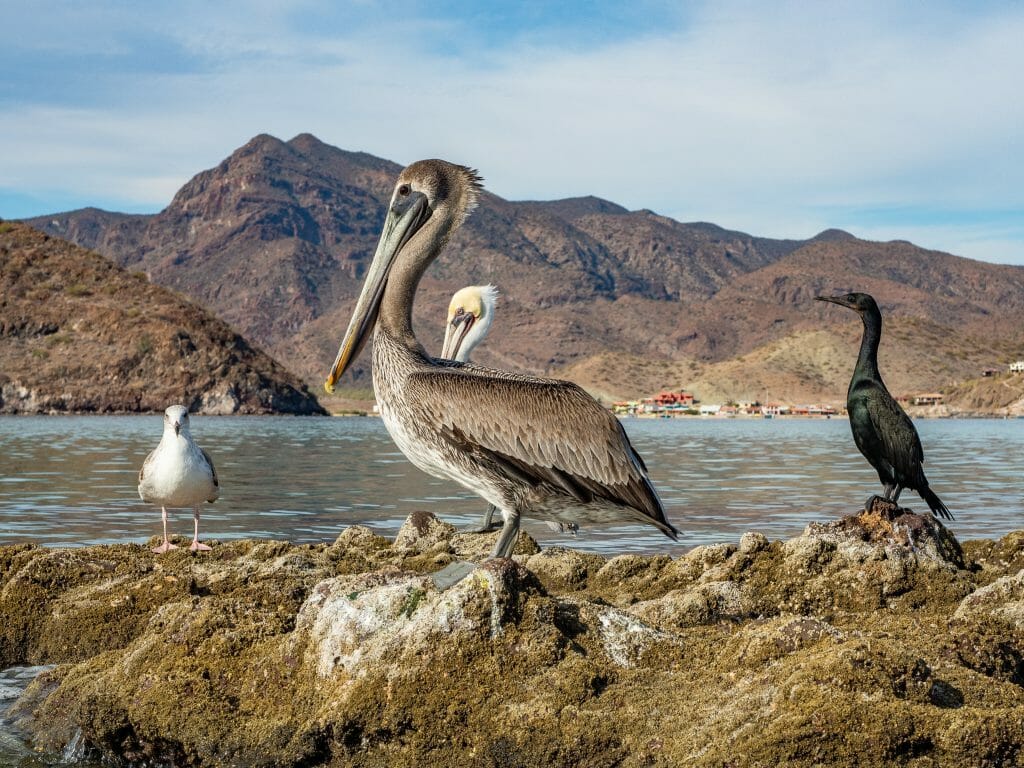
[2,415,1023,764]
[1,415,1022,555]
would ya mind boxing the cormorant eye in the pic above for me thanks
[398,184,411,197]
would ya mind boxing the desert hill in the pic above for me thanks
[0,221,326,414]
[24,133,1024,408]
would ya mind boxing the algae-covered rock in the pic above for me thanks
[3,509,1024,767]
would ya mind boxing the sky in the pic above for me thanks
[1,0,1022,264]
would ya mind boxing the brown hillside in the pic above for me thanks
[24,134,1024,407]
[0,222,326,414]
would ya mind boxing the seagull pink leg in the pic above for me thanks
[151,507,178,554]
[190,505,211,552]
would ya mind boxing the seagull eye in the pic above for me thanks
[398,184,411,197]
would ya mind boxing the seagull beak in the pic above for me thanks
[441,313,474,361]
[174,421,181,436]
[325,191,430,393]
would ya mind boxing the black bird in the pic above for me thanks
[816,292,953,520]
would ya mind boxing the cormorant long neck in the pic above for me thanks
[852,306,883,386]
[377,210,457,358]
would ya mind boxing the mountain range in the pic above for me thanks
[23,133,1024,409]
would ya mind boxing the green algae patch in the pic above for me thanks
[5,509,1024,767]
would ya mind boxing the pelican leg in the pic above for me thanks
[189,505,212,552]
[152,507,178,554]
[461,504,503,533]
[490,510,521,559]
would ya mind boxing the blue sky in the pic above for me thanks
[1,1,1022,264]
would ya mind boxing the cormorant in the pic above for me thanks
[816,292,952,520]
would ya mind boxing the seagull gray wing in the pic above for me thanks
[138,449,156,500]
[200,447,219,502]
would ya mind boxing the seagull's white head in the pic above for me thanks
[441,284,498,362]
[163,404,191,437]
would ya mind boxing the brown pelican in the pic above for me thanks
[325,160,678,559]
[138,405,220,553]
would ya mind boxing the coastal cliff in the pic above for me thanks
[3,507,1024,766]
[0,222,326,415]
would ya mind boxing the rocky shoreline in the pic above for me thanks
[3,506,1024,767]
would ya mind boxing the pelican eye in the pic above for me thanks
[398,183,411,197]
[455,307,465,316]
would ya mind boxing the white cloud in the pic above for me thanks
[2,1,1022,263]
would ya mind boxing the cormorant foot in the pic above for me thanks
[430,560,478,590]
[189,541,212,552]
[151,540,179,554]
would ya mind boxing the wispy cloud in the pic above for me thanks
[1,1,1021,263]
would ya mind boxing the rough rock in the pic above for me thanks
[3,508,1024,767]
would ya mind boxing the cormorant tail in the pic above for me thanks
[920,485,954,521]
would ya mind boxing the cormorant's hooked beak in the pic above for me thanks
[325,192,430,393]
[441,312,475,361]
[815,295,854,310]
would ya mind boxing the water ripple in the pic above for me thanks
[0,415,1022,555]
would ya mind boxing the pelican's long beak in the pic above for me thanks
[815,295,852,309]
[441,313,474,361]
[325,192,430,393]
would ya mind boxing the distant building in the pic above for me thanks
[982,368,1000,377]
[912,393,944,406]
[699,404,721,416]
[761,402,790,417]
[652,390,696,407]
[1010,361,1024,374]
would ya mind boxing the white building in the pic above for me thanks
[1011,361,1024,373]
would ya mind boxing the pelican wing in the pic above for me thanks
[405,369,676,535]
[865,389,924,481]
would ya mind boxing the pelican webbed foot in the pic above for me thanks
[461,504,503,534]
[430,560,479,590]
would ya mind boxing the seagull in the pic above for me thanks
[138,405,220,553]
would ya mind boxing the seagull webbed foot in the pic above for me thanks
[151,540,179,555]
[189,540,212,552]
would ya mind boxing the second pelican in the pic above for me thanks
[326,160,678,558]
